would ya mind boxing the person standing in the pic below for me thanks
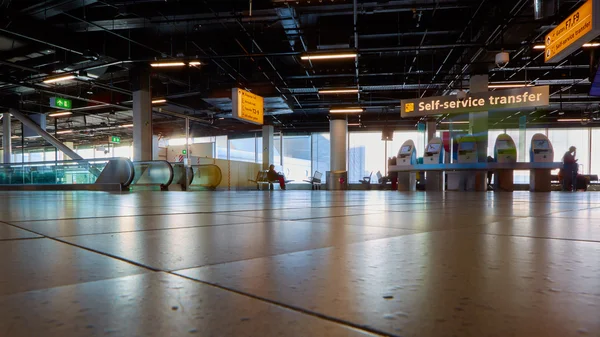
[561,146,578,191]
[267,164,286,190]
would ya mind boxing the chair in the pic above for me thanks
[359,171,373,185]
[304,171,323,190]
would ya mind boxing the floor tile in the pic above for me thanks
[309,212,511,231]
[0,272,377,337]
[0,222,41,240]
[472,216,600,242]
[177,231,600,337]
[0,239,149,296]
[61,221,417,270]
[12,213,264,237]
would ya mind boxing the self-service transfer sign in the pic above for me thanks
[545,0,600,63]
[401,86,549,118]
[232,88,264,125]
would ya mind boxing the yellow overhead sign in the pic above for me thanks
[232,88,264,125]
[545,0,600,63]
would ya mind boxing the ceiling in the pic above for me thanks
[0,0,599,147]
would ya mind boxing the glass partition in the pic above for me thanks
[0,159,115,185]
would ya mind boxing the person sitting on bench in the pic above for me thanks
[267,164,286,190]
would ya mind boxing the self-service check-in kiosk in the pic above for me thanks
[424,137,444,191]
[458,135,478,190]
[494,134,517,191]
[397,140,417,191]
[529,133,554,192]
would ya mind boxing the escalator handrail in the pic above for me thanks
[0,157,127,168]
[121,158,136,188]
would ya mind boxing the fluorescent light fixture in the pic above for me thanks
[301,53,357,60]
[188,61,202,66]
[150,62,186,68]
[440,121,469,124]
[348,123,361,126]
[319,89,359,94]
[151,99,167,104]
[48,111,73,117]
[329,108,364,114]
[119,123,134,128]
[557,118,583,122]
[56,130,73,134]
[535,43,599,49]
[43,74,76,84]
[488,83,534,89]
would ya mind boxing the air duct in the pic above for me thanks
[534,0,557,20]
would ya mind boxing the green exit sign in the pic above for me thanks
[109,136,121,144]
[49,97,72,109]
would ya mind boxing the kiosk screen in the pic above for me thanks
[400,145,412,153]
[426,143,441,153]
[496,140,512,150]
[460,142,475,151]
[533,140,549,149]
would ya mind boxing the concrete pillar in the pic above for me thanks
[469,74,489,191]
[330,118,348,171]
[262,125,274,170]
[3,112,11,163]
[132,67,152,162]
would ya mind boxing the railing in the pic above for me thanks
[130,160,174,190]
[0,158,128,186]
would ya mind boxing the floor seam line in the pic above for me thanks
[169,271,396,337]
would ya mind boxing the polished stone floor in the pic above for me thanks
[0,190,599,337]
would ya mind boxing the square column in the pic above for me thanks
[132,67,153,162]
[3,112,11,163]
[262,125,274,170]
[469,74,489,191]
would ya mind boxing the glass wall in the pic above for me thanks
[592,129,600,175]
[311,133,330,182]
[387,131,426,159]
[229,138,256,163]
[282,135,311,180]
[548,128,590,174]
[349,132,387,182]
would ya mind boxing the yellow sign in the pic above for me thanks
[232,88,264,125]
[545,0,599,63]
[404,103,414,113]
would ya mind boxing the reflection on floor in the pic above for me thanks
[0,191,598,337]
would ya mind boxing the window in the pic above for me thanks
[311,133,330,182]
[349,132,387,183]
[387,131,426,159]
[113,145,133,159]
[283,135,311,181]
[76,147,95,159]
[592,129,600,175]
[548,128,590,174]
[215,136,228,159]
[229,138,256,163]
